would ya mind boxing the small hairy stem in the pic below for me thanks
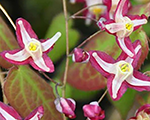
[68,3,102,19]
[70,15,97,22]
[41,72,62,86]
[98,89,108,103]
[69,30,103,55]
[0,4,16,30]
[62,0,69,119]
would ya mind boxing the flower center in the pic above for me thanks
[137,111,150,120]
[91,7,102,15]
[125,23,133,30]
[28,42,39,51]
[119,63,130,73]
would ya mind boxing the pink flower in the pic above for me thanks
[129,104,150,120]
[89,40,150,100]
[1,18,61,73]
[83,101,105,120]
[54,97,76,119]
[97,0,147,57]
[72,48,90,63]
[70,0,107,25]
[0,101,44,120]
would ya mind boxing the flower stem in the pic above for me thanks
[98,89,108,103]
[41,72,62,86]
[0,4,16,30]
[70,15,97,22]
[69,30,103,55]
[68,3,102,20]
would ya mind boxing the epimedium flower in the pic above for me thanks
[129,104,150,120]
[72,48,90,63]
[54,97,76,119]
[89,40,150,100]
[83,101,105,120]
[97,0,147,57]
[70,0,107,25]
[1,18,61,73]
[0,101,44,120]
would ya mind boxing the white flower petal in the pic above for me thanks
[126,75,150,86]
[5,49,30,62]
[132,19,147,27]
[18,20,32,45]
[117,38,134,57]
[92,52,115,74]
[42,32,61,52]
[33,57,50,72]
[125,45,141,64]
[105,23,125,33]
[0,107,17,120]
[54,98,63,113]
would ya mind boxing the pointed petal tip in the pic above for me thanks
[56,32,61,38]
[38,106,44,114]
[18,20,23,25]
[92,52,97,57]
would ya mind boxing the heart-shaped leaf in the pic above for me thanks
[0,16,18,69]
[45,13,80,62]
[67,29,149,91]
[4,66,63,120]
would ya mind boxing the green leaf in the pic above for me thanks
[4,66,63,120]
[128,2,150,17]
[0,16,19,69]
[109,89,137,120]
[45,13,80,62]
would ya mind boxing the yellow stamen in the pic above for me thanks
[28,42,39,51]
[91,7,102,15]
[125,23,133,30]
[119,63,130,72]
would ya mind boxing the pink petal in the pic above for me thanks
[30,54,54,73]
[60,98,76,119]
[135,104,150,117]
[116,37,135,58]
[0,102,22,120]
[72,48,90,63]
[126,71,150,91]
[114,0,129,19]
[1,49,30,65]
[107,75,128,100]
[16,18,38,48]
[24,106,44,120]
[89,50,115,78]
[42,32,61,52]
[117,40,141,68]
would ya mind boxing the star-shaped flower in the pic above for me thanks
[89,40,150,100]
[129,104,150,120]
[70,0,107,25]
[0,101,44,120]
[97,0,147,57]
[1,18,61,73]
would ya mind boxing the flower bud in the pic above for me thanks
[83,101,105,120]
[54,97,76,119]
[72,48,90,63]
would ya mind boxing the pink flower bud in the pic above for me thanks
[129,104,150,120]
[72,48,90,63]
[83,101,105,120]
[54,97,76,119]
